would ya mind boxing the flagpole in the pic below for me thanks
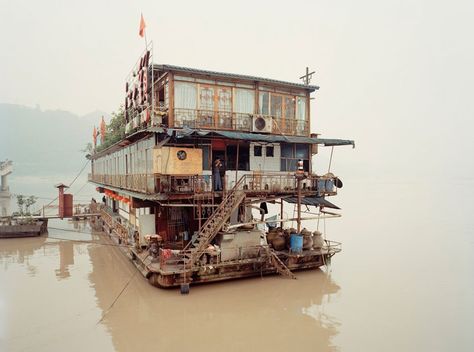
[144,28,148,49]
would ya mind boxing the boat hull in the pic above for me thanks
[0,220,48,238]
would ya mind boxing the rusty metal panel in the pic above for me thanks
[63,194,73,218]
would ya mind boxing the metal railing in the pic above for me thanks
[89,172,339,196]
[100,208,129,244]
[173,109,252,131]
[88,173,156,194]
[172,108,309,136]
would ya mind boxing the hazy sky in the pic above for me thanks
[1,0,473,179]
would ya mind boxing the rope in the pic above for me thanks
[33,159,91,214]
[327,146,334,173]
[96,270,138,324]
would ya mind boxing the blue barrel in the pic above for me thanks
[290,234,303,253]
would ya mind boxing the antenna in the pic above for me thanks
[300,67,315,85]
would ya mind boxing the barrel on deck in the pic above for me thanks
[290,234,303,253]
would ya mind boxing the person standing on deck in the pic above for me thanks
[213,158,223,191]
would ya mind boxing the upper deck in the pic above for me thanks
[125,51,318,138]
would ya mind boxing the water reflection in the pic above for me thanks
[0,236,47,271]
[1,219,342,352]
[55,241,74,279]
[87,239,342,352]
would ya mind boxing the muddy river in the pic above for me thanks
[1,180,473,351]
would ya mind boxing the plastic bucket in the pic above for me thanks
[290,234,303,253]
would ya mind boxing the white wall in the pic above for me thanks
[249,142,280,172]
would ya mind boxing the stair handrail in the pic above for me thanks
[182,174,248,259]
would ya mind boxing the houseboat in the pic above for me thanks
[88,45,354,293]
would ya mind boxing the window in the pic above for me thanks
[201,145,211,170]
[234,89,255,114]
[174,82,197,109]
[266,146,274,157]
[280,143,309,171]
[285,97,295,119]
[295,144,309,159]
[199,86,215,111]
[254,145,262,157]
[281,143,293,158]
[218,88,232,112]
[259,92,269,115]
[296,97,307,121]
[270,95,283,118]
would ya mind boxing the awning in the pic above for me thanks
[283,196,340,209]
[167,128,355,147]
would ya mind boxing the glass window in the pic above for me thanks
[201,145,211,170]
[297,97,307,121]
[285,97,295,119]
[266,146,274,157]
[281,143,293,158]
[174,82,197,109]
[234,89,255,114]
[259,92,269,115]
[254,146,262,157]
[199,86,214,111]
[287,159,297,171]
[295,144,309,159]
[218,88,232,112]
[271,95,283,118]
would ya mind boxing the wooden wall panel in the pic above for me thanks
[153,146,203,175]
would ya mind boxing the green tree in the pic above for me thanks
[96,107,126,153]
[25,196,37,215]
[16,195,25,216]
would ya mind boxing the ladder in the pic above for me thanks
[184,176,247,267]
[266,247,296,279]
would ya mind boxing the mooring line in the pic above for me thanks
[96,270,139,324]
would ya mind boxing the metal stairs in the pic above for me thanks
[265,247,296,279]
[183,176,247,267]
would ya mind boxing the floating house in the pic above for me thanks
[88,46,354,293]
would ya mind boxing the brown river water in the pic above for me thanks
[1,179,473,352]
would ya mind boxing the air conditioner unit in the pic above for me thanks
[252,115,272,133]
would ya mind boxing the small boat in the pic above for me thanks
[0,218,48,238]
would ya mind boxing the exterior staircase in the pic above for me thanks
[265,247,296,279]
[183,176,247,267]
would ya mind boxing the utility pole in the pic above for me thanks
[300,67,315,86]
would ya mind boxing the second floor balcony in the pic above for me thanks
[88,172,339,198]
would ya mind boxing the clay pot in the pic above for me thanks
[313,231,324,249]
[303,235,313,250]
[272,235,286,251]
[266,231,278,243]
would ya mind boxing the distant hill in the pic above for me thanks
[0,104,108,176]
[0,104,109,201]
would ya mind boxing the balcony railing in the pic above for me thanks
[174,108,252,131]
[173,108,309,136]
[89,172,339,197]
[88,174,156,194]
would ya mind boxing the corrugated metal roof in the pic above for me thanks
[169,128,355,147]
[284,196,340,209]
[153,64,319,92]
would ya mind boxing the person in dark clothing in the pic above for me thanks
[213,158,223,191]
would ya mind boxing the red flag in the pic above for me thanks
[100,117,106,143]
[139,14,146,37]
[93,126,97,146]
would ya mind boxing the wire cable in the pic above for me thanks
[33,159,90,214]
